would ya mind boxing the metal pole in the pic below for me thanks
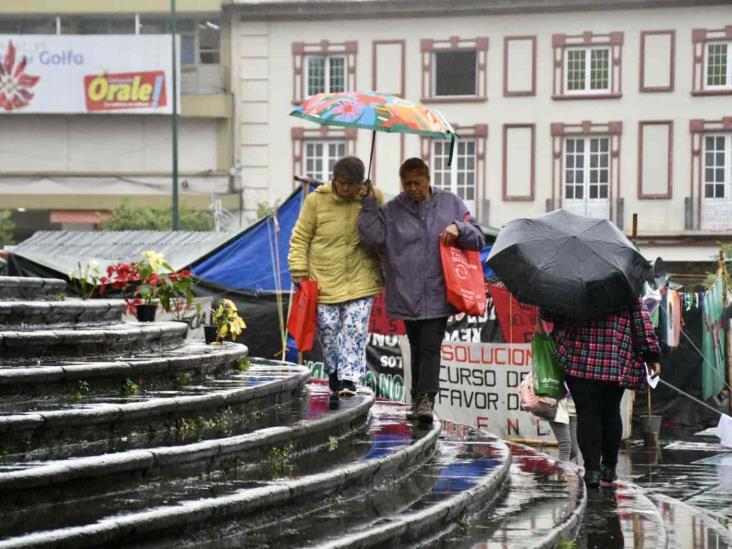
[171,0,180,230]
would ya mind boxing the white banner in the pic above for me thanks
[430,341,554,440]
[0,35,179,114]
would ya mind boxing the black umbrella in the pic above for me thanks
[486,209,653,320]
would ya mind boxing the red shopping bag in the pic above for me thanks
[440,241,487,316]
[287,280,318,352]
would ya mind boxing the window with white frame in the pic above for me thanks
[564,137,610,202]
[705,42,732,89]
[564,47,611,93]
[433,139,476,203]
[303,141,347,182]
[703,134,731,199]
[305,55,346,96]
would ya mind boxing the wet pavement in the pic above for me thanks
[539,431,732,548]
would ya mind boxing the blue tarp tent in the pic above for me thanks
[192,185,314,291]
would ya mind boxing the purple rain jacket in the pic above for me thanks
[358,188,485,320]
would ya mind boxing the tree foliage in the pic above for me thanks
[0,210,15,245]
[99,201,214,231]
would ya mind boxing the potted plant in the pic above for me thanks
[101,251,168,322]
[208,299,246,344]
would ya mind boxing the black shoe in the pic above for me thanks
[584,469,601,489]
[328,389,340,409]
[328,371,341,393]
[340,380,357,397]
[416,395,434,423]
[600,465,617,488]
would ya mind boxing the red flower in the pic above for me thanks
[0,41,40,111]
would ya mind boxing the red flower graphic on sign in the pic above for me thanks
[0,41,40,111]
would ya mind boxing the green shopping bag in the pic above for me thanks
[531,331,566,398]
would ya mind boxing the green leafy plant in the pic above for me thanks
[211,299,246,342]
[267,442,294,479]
[68,260,102,299]
[0,449,8,465]
[70,380,90,402]
[175,373,193,388]
[121,378,140,396]
[328,436,339,452]
[557,540,577,549]
[99,200,214,231]
[51,291,66,301]
[235,357,251,372]
[250,409,264,420]
[101,251,195,315]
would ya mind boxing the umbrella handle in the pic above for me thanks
[447,134,455,167]
[367,130,376,181]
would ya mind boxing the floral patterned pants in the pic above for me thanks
[316,296,374,383]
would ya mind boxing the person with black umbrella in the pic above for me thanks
[487,209,661,488]
[543,302,661,488]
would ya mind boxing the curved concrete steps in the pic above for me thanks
[432,441,585,548]
[0,399,441,548]
[0,363,308,460]
[0,341,247,397]
[0,321,189,358]
[237,421,512,549]
[0,299,126,327]
[0,277,66,301]
[0,384,373,537]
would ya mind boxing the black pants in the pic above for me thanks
[565,374,625,472]
[404,317,448,395]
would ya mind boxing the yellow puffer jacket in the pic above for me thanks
[288,184,384,304]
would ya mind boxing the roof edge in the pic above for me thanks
[225,0,731,20]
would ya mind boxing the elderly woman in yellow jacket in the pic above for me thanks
[288,156,384,404]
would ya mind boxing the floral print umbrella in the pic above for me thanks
[290,91,457,139]
[290,91,458,176]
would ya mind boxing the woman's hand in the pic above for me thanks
[441,223,459,244]
[359,179,374,199]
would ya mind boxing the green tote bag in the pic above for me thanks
[531,331,566,398]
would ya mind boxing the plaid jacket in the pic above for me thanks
[546,299,661,390]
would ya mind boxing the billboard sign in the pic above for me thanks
[0,35,178,114]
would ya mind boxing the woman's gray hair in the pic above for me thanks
[332,156,365,184]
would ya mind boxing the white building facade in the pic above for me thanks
[231,0,732,263]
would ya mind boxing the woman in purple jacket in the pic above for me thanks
[358,157,484,422]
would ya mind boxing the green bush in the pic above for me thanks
[99,201,214,231]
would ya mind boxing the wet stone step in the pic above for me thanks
[0,300,126,328]
[217,421,511,549]
[0,277,66,301]
[438,442,585,549]
[0,341,248,397]
[0,398,440,547]
[0,384,374,538]
[0,321,188,358]
[0,364,309,460]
